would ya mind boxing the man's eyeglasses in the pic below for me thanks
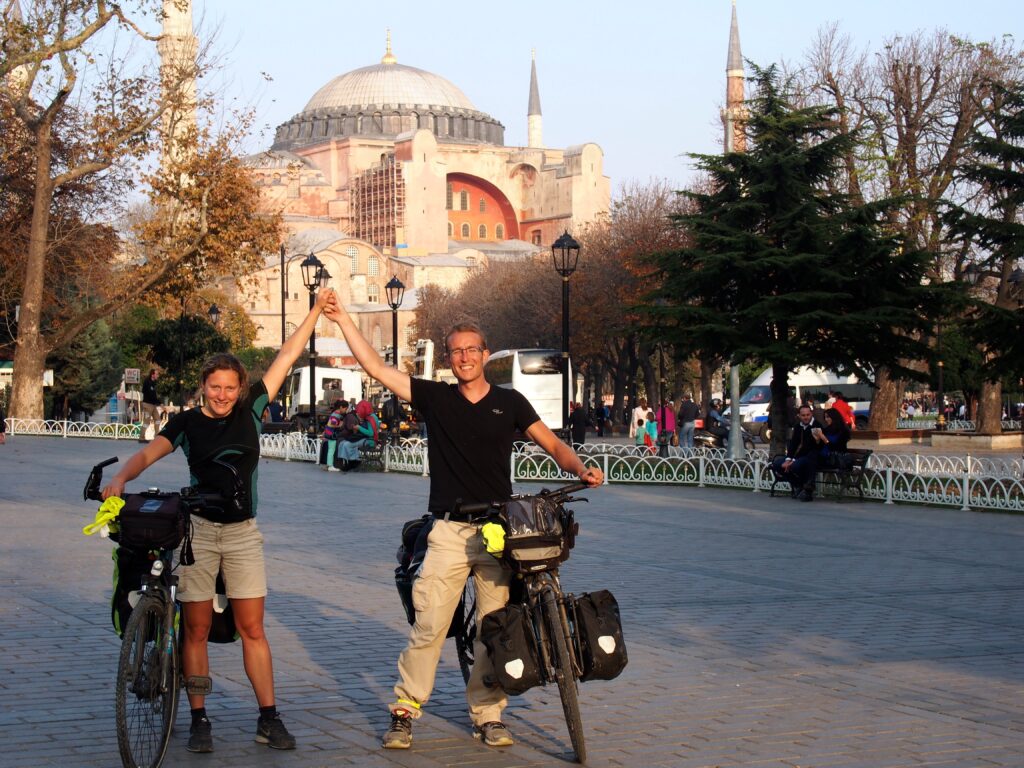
[447,345,484,359]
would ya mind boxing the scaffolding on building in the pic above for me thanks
[350,154,405,249]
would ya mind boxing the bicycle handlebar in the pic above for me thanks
[452,482,592,516]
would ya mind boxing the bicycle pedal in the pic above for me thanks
[185,676,213,695]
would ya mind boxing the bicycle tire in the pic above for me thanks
[454,578,477,684]
[115,596,178,768]
[542,589,586,763]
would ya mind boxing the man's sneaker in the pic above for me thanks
[382,712,413,749]
[473,721,514,747]
[187,717,213,753]
[255,714,296,750]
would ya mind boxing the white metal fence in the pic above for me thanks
[7,420,1022,513]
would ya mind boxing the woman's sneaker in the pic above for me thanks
[382,712,413,749]
[255,713,296,750]
[473,721,514,747]
[187,716,213,753]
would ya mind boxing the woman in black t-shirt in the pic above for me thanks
[102,287,336,753]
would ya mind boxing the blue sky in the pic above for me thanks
[195,0,1021,193]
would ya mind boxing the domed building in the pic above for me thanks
[225,30,610,364]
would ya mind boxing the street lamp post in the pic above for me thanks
[207,303,220,328]
[385,276,406,445]
[551,231,580,439]
[280,243,287,347]
[300,252,326,437]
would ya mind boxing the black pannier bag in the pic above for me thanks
[113,491,188,551]
[480,603,543,695]
[208,571,239,644]
[500,497,576,573]
[393,515,461,638]
[111,546,155,637]
[570,590,628,682]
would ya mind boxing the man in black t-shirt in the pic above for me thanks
[324,304,603,751]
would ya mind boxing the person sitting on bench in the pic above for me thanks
[772,405,825,502]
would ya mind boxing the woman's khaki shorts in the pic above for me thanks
[178,516,267,602]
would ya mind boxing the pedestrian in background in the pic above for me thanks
[677,393,699,449]
[569,401,587,445]
[140,368,161,441]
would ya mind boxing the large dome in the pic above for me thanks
[272,40,504,151]
[304,62,477,112]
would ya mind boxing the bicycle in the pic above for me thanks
[459,482,597,764]
[83,457,221,768]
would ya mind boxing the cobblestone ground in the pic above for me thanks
[2,435,1023,767]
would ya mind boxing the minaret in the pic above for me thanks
[721,0,746,153]
[527,49,543,148]
[3,0,29,93]
[158,0,197,167]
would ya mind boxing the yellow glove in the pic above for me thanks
[83,496,125,537]
[480,521,506,556]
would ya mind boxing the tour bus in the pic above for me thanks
[283,366,363,429]
[484,349,572,431]
[730,366,874,438]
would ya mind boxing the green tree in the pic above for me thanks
[945,79,1024,434]
[144,315,228,404]
[650,64,938,454]
[46,317,122,418]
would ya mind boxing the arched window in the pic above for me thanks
[461,223,470,238]
[446,183,453,210]
[372,326,382,350]
[347,245,358,275]
[478,224,487,239]
[479,198,486,212]
[448,222,454,237]
[466,256,477,268]
[532,230,542,245]
[369,255,380,276]
[368,283,379,303]
[460,190,468,211]
[496,224,504,240]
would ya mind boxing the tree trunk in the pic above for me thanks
[976,380,1003,435]
[699,356,714,416]
[868,366,901,431]
[769,361,790,456]
[10,125,55,421]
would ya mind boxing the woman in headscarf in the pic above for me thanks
[338,399,380,471]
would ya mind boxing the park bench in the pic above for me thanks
[770,448,873,501]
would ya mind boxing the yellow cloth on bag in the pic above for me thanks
[82,496,125,536]
[480,521,506,556]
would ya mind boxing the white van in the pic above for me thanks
[283,366,364,425]
[730,366,873,438]
[485,349,572,431]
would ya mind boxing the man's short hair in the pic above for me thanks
[444,321,488,353]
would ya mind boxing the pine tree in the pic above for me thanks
[650,65,939,453]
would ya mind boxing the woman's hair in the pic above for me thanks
[200,353,249,398]
[823,407,848,432]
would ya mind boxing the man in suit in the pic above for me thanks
[771,405,824,501]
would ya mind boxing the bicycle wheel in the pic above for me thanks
[115,596,178,768]
[541,589,586,763]
[454,578,477,684]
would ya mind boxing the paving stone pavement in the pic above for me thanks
[2,435,1023,768]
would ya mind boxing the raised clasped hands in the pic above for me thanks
[315,287,337,312]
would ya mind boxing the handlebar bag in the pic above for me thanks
[500,497,570,573]
[480,603,543,695]
[113,491,188,551]
[569,590,628,682]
